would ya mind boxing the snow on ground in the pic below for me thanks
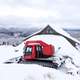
[0,31,80,79]
[0,45,23,63]
[0,64,80,80]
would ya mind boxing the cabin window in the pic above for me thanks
[23,46,32,55]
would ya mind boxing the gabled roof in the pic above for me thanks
[37,25,59,35]
[24,25,80,48]
[23,25,60,40]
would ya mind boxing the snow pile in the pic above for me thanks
[0,64,79,80]
[59,56,80,75]
[0,45,23,63]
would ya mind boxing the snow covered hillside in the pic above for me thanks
[0,25,80,80]
[0,44,80,80]
[0,37,80,80]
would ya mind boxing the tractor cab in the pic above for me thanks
[23,45,43,59]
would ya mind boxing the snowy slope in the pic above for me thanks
[0,25,80,80]
[0,36,80,80]
[0,45,80,80]
[0,45,23,63]
[0,44,80,80]
[0,64,79,80]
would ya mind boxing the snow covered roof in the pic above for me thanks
[24,24,80,47]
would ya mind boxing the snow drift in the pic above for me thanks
[0,64,79,80]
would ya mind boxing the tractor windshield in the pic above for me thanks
[23,46,32,55]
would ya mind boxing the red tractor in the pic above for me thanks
[18,40,60,68]
[22,40,54,60]
[5,40,63,69]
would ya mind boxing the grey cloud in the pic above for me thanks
[0,0,48,9]
[0,0,80,28]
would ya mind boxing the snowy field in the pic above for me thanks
[0,44,79,80]
[0,25,80,80]
[0,34,80,80]
[0,64,80,80]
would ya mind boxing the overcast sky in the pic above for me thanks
[0,0,80,29]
